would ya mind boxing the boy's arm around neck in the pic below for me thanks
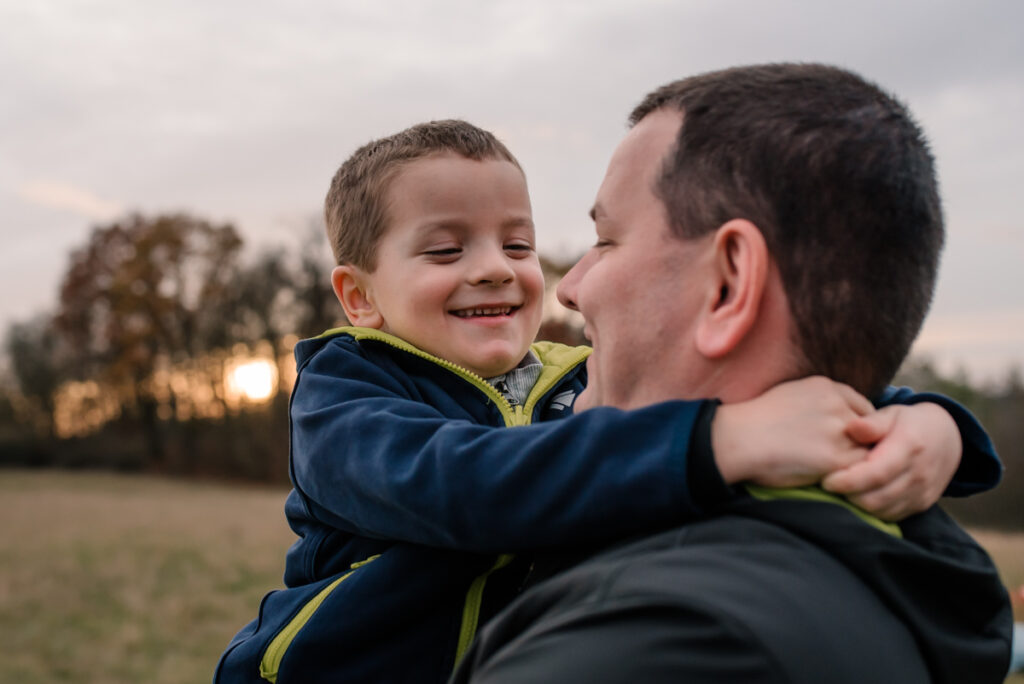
[875,385,1002,496]
[288,334,717,553]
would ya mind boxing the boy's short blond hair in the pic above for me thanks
[324,119,523,271]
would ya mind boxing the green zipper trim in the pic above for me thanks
[454,554,516,668]
[522,341,591,422]
[349,553,381,569]
[325,326,519,425]
[745,484,902,538]
[312,328,591,672]
[321,327,591,428]
[259,555,380,682]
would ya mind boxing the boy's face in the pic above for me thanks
[347,153,544,378]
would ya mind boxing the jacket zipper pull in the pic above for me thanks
[494,380,519,406]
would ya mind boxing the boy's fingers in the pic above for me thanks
[845,472,919,521]
[821,467,855,493]
[821,444,872,479]
[845,412,892,446]
[821,441,906,495]
[832,381,874,416]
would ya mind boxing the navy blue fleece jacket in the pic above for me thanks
[214,327,1002,684]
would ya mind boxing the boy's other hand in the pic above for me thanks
[821,403,962,521]
[713,376,873,488]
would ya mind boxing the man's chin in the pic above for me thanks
[573,387,595,413]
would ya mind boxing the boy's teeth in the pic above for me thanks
[454,307,513,317]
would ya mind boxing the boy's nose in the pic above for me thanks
[469,249,515,286]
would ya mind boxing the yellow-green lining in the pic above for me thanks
[259,555,380,682]
[745,484,902,538]
[311,328,592,672]
[454,554,516,668]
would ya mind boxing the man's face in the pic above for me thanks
[362,153,544,378]
[557,109,716,410]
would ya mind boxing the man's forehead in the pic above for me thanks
[600,109,682,194]
[621,108,683,163]
[589,108,682,228]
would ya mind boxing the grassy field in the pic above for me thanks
[0,470,295,684]
[1,470,1020,683]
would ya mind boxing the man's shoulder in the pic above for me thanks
[549,502,1010,683]
[461,514,932,684]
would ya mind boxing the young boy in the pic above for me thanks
[215,120,1000,684]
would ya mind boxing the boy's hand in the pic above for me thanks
[713,376,874,488]
[821,403,962,521]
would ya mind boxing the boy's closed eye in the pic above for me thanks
[423,247,462,261]
[503,241,534,257]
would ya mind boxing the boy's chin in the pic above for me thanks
[462,345,531,378]
[457,357,513,379]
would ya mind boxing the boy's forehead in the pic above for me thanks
[383,154,533,230]
[393,150,511,176]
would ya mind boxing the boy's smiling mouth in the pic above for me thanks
[450,306,520,318]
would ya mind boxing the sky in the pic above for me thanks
[1,0,1022,383]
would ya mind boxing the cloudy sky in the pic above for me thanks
[2,0,1022,381]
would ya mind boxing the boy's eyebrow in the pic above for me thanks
[416,216,534,234]
[501,216,534,230]
[415,221,459,236]
[589,203,604,222]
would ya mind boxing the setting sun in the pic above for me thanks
[225,359,277,403]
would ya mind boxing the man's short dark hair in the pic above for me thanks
[325,119,522,271]
[632,63,943,396]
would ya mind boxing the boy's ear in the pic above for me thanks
[332,265,384,329]
[695,219,769,359]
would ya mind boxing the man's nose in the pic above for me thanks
[556,256,587,312]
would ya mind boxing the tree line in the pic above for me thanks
[0,212,1019,529]
[1,213,338,481]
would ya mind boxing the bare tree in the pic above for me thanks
[4,314,64,440]
[54,213,244,462]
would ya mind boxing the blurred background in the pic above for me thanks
[0,1,1021,682]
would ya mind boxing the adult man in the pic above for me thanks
[451,64,1013,683]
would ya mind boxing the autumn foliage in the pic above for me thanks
[0,212,1020,531]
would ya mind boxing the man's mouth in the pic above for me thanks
[450,306,520,318]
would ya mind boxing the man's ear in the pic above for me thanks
[695,219,769,359]
[331,265,384,329]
